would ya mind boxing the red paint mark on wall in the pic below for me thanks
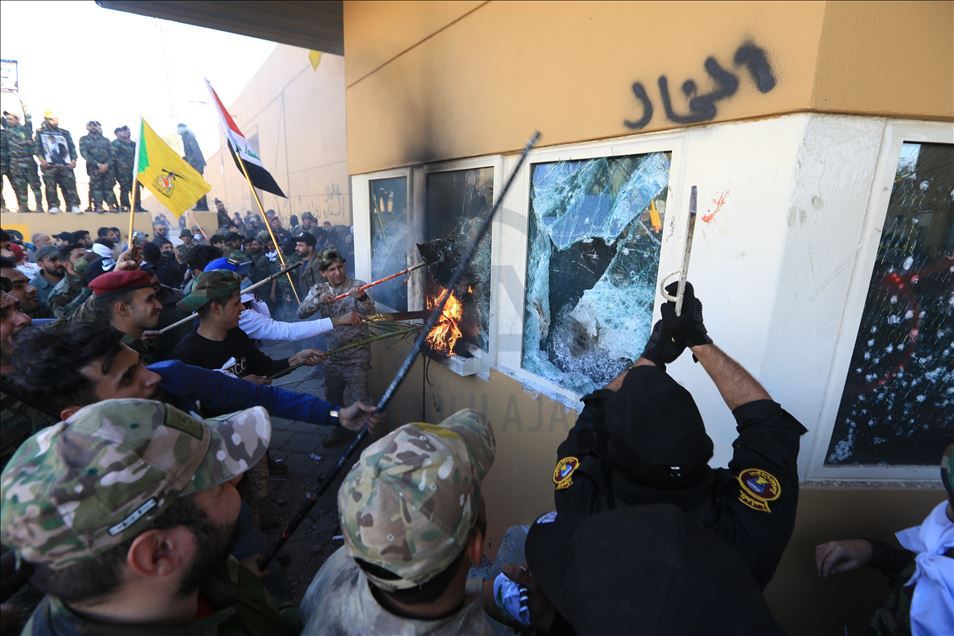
[702,191,729,223]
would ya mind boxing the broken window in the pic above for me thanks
[423,167,494,353]
[826,142,954,466]
[369,176,409,311]
[522,152,671,395]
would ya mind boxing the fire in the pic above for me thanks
[426,287,464,355]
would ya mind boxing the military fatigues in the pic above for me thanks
[0,388,54,470]
[552,368,807,589]
[299,253,322,298]
[298,278,375,406]
[112,136,136,210]
[79,130,118,210]
[5,114,44,211]
[46,273,84,318]
[301,409,495,635]
[34,122,80,210]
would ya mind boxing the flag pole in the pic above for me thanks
[235,153,300,304]
[126,119,139,251]
[187,210,209,241]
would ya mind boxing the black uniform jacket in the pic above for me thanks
[552,378,807,589]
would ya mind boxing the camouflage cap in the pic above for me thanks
[338,409,495,591]
[177,269,242,312]
[0,398,271,570]
[942,444,954,501]
[318,248,344,271]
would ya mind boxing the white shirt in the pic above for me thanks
[239,298,333,342]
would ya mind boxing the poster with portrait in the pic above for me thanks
[39,132,69,165]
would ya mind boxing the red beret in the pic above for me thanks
[88,269,155,296]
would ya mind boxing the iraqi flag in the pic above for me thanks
[206,79,286,197]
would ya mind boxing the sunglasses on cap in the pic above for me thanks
[88,121,101,126]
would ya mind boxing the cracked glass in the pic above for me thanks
[826,142,954,465]
[522,152,671,395]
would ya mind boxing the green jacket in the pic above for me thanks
[112,137,135,175]
[5,113,35,159]
[79,131,113,173]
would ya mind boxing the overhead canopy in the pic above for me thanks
[96,0,343,55]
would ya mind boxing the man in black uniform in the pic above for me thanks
[550,282,806,589]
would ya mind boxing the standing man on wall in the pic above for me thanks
[178,123,208,211]
[34,111,81,214]
[4,106,44,213]
[298,248,375,447]
[79,120,119,213]
[111,124,143,212]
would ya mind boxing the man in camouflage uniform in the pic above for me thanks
[294,230,322,298]
[82,269,164,365]
[298,248,375,446]
[79,120,119,212]
[294,211,319,239]
[301,409,495,634]
[0,398,301,634]
[4,109,44,213]
[111,124,139,211]
[47,244,90,318]
[33,111,81,213]
[0,286,48,468]
[175,227,195,265]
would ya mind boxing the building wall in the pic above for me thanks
[344,3,952,633]
[343,0,952,174]
[203,45,351,227]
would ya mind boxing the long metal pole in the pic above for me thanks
[260,130,541,569]
[331,262,426,301]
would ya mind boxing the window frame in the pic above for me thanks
[805,120,954,482]
[494,131,688,409]
[352,167,412,311]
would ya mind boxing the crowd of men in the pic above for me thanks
[0,99,209,214]
[0,206,951,634]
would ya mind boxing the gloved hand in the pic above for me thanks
[661,281,713,347]
[640,319,685,366]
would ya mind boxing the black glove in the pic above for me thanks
[661,281,713,347]
[640,319,685,367]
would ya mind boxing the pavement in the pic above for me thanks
[258,340,370,601]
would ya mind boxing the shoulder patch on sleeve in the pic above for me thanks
[553,456,580,491]
[736,468,781,513]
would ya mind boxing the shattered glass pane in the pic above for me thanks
[826,142,954,466]
[369,177,409,311]
[424,167,494,351]
[522,152,671,395]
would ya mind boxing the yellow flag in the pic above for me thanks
[308,50,322,70]
[135,119,211,218]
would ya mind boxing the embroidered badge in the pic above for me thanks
[553,456,580,491]
[736,468,781,513]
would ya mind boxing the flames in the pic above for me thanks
[425,287,464,355]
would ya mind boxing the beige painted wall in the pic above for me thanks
[204,45,351,227]
[343,0,953,174]
[371,338,948,634]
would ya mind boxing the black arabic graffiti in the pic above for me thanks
[624,41,777,130]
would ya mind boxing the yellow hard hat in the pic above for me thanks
[43,110,54,119]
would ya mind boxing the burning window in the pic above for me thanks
[422,167,494,357]
[522,152,671,395]
[826,142,953,466]
[369,176,409,311]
